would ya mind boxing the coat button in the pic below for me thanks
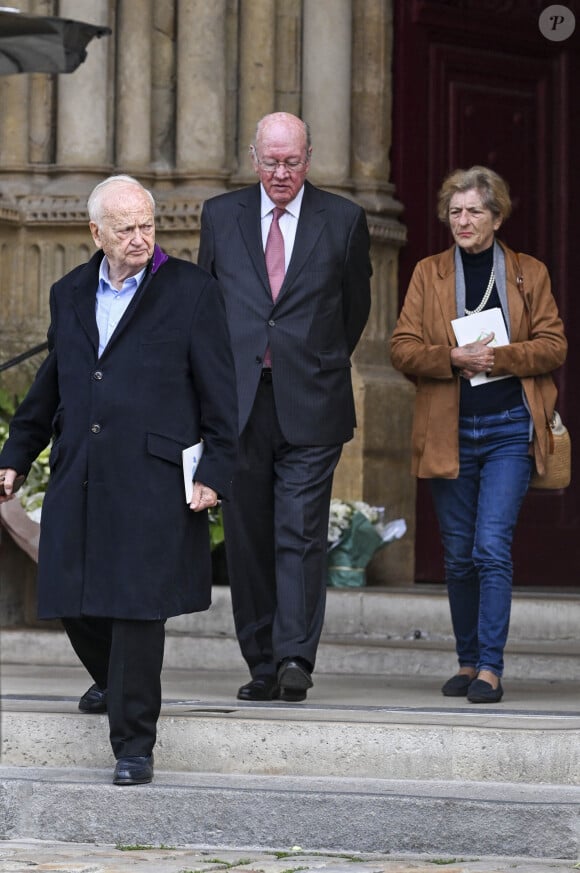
[91,423,101,434]
[82,480,88,489]
[93,370,103,380]
[268,319,275,327]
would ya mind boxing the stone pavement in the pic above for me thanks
[0,841,576,873]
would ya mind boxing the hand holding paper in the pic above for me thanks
[182,440,204,503]
[451,308,510,386]
[189,480,218,512]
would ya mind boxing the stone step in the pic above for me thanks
[2,659,579,859]
[2,666,579,784]
[170,586,580,645]
[6,587,580,646]
[3,591,580,860]
[4,625,580,681]
[4,586,580,682]
[1,765,579,858]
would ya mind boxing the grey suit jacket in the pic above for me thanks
[198,180,372,446]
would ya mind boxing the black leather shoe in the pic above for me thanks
[441,673,475,697]
[237,676,279,701]
[78,683,107,714]
[277,658,313,701]
[467,678,503,704]
[113,754,154,785]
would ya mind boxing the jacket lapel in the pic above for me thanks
[278,181,325,301]
[70,252,102,354]
[98,271,153,360]
[499,241,527,340]
[237,185,271,296]
[435,241,527,345]
[97,250,167,360]
[71,247,167,362]
[238,181,327,303]
[433,247,459,346]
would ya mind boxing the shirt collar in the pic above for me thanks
[98,256,147,291]
[259,184,304,220]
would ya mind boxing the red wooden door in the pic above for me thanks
[391,0,580,585]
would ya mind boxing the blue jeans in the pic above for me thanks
[430,405,532,677]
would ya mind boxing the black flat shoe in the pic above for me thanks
[237,676,279,701]
[280,688,307,702]
[277,658,313,700]
[78,683,107,713]
[113,754,154,785]
[441,674,474,697]
[467,678,503,704]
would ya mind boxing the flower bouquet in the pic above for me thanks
[327,499,406,588]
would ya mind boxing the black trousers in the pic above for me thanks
[62,616,165,758]
[223,377,342,678]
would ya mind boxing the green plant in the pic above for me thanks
[208,505,225,550]
[0,401,51,521]
[0,386,22,420]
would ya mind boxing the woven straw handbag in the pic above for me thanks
[529,410,571,490]
[513,254,571,490]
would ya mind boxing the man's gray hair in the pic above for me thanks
[87,175,156,225]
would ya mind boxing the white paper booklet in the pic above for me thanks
[451,307,510,387]
[182,440,204,503]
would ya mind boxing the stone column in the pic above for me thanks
[236,0,276,181]
[331,0,415,585]
[28,0,54,164]
[151,1,176,170]
[56,0,110,168]
[302,0,352,187]
[0,0,29,169]
[28,75,53,165]
[175,0,227,178]
[0,76,29,169]
[352,0,391,188]
[275,0,302,117]
[116,0,152,171]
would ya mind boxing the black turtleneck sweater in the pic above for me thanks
[459,245,521,415]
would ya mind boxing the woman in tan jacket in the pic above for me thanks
[391,166,567,703]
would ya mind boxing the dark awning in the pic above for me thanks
[0,7,111,75]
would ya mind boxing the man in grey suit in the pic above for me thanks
[198,112,372,702]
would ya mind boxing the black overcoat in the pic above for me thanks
[0,247,238,620]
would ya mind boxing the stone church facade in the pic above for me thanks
[0,0,416,584]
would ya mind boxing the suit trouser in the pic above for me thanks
[61,616,165,758]
[223,376,342,678]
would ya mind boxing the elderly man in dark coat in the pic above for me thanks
[0,175,238,785]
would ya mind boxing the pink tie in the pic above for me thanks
[263,208,285,368]
[265,207,286,301]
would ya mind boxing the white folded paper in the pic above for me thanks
[451,307,510,386]
[182,440,204,503]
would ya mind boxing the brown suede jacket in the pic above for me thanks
[390,241,567,479]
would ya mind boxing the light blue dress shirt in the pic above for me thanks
[95,259,146,357]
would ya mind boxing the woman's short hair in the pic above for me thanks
[437,166,512,225]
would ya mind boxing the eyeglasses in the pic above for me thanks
[256,158,308,173]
